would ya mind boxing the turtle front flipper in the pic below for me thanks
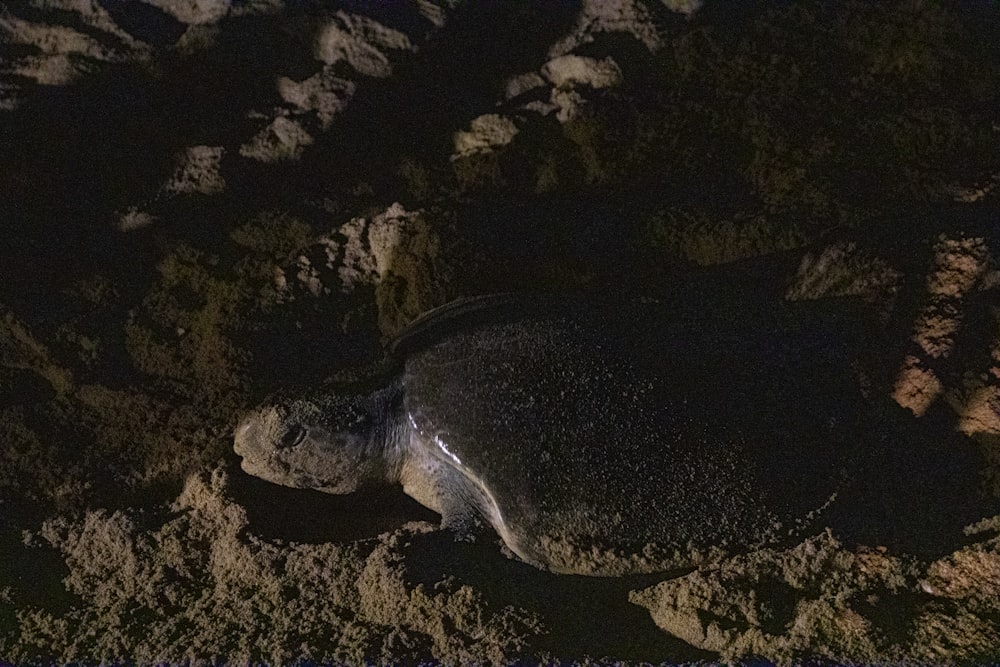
[397,439,486,539]
[398,430,543,564]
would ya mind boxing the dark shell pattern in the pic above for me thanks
[399,295,858,574]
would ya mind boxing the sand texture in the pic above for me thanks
[1,1,999,664]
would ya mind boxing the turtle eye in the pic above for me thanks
[278,425,307,449]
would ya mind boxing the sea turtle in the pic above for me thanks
[234,294,859,575]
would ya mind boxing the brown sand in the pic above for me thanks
[2,1,999,664]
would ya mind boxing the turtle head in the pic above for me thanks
[234,384,402,494]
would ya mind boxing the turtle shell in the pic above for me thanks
[400,295,859,574]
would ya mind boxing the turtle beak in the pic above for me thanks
[235,418,253,442]
[233,414,271,481]
[233,412,261,459]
